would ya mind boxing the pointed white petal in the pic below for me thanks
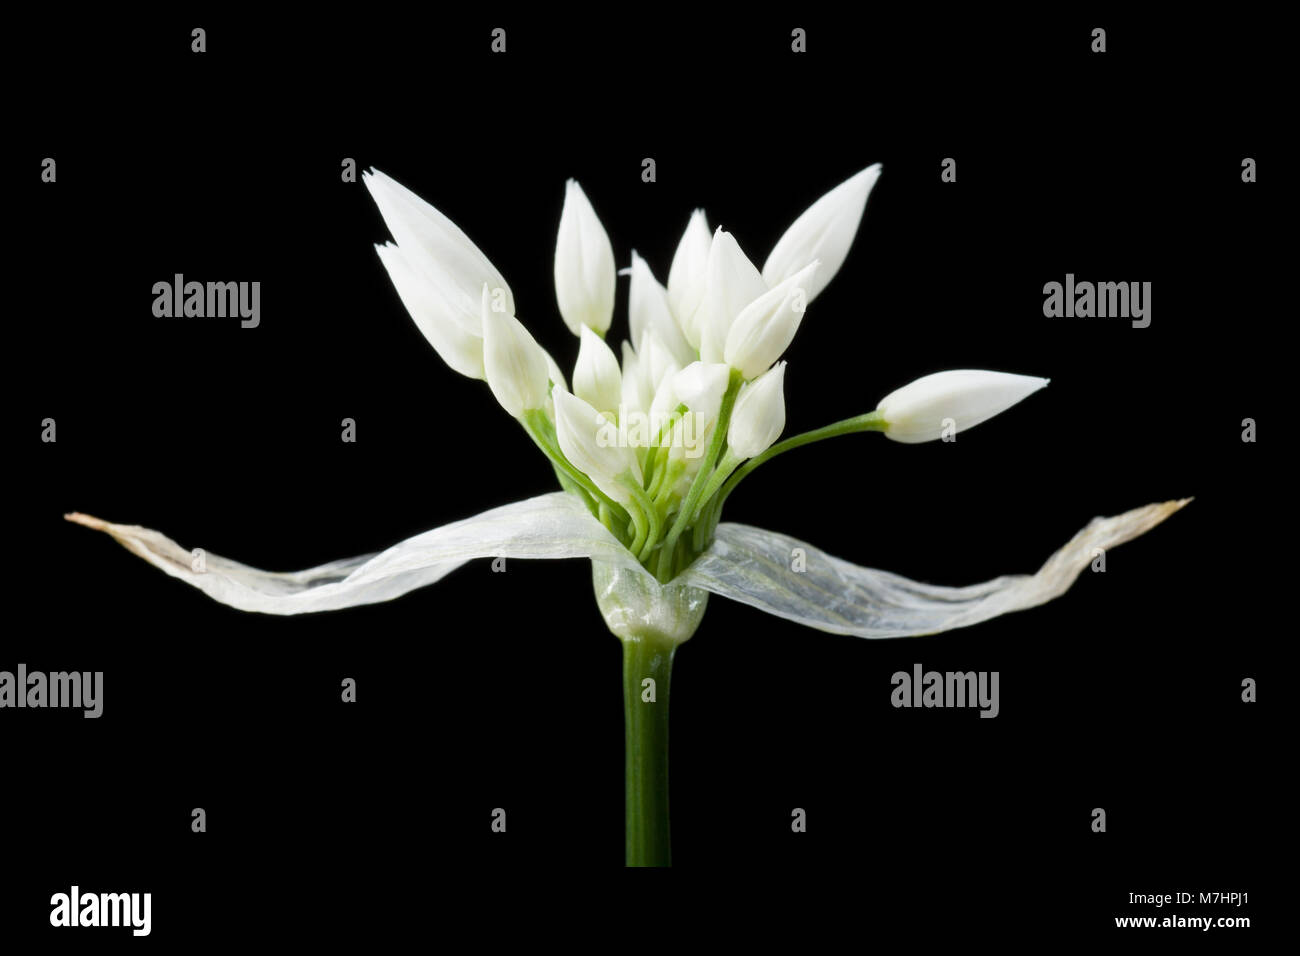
[620,341,651,418]
[639,332,681,394]
[723,261,819,379]
[363,168,514,318]
[574,325,623,419]
[553,389,640,504]
[728,362,786,459]
[648,358,682,425]
[481,288,551,417]
[554,179,617,336]
[762,164,882,303]
[666,209,711,339]
[693,229,769,364]
[64,494,642,615]
[681,499,1190,638]
[629,251,695,366]
[672,361,731,425]
[373,242,485,379]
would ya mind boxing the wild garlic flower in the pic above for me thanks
[66,164,1187,866]
[66,163,1185,638]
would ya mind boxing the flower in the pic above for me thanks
[762,164,882,302]
[66,164,1188,868]
[728,362,787,460]
[877,370,1051,443]
[364,168,512,379]
[554,179,617,337]
[666,209,711,324]
[672,362,731,424]
[553,389,642,507]
[573,325,623,420]
[629,251,694,367]
[481,286,552,418]
[724,262,818,380]
[68,165,1183,635]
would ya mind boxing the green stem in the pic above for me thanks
[692,494,719,553]
[688,448,742,524]
[716,410,886,507]
[649,458,684,506]
[624,492,649,556]
[623,635,675,867]
[642,405,686,491]
[551,463,596,516]
[622,476,662,563]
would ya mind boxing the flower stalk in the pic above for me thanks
[623,634,675,867]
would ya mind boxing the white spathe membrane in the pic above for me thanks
[67,495,1188,637]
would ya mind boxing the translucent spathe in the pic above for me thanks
[685,500,1190,638]
[62,494,636,615]
[66,498,1189,640]
[593,561,708,645]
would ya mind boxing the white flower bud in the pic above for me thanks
[554,179,616,336]
[620,341,651,418]
[553,389,640,505]
[728,362,787,459]
[876,370,1049,443]
[372,241,485,379]
[672,361,731,425]
[574,325,623,420]
[480,286,551,417]
[762,164,881,304]
[629,251,695,367]
[648,366,680,428]
[723,260,819,380]
[690,229,768,363]
[639,332,680,396]
[364,168,514,333]
[666,209,711,335]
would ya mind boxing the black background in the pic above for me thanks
[7,9,1280,944]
